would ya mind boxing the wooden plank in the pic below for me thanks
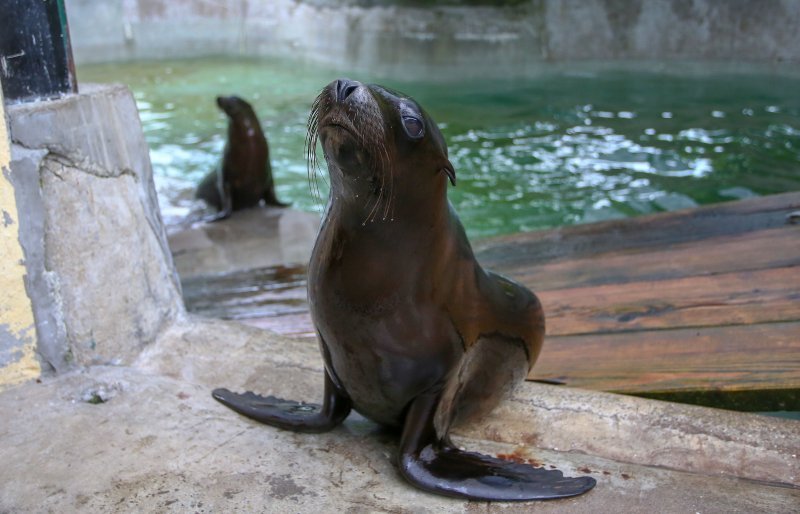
[184,227,799,323]
[241,314,800,409]
[529,322,800,410]
[508,226,799,290]
[176,194,800,409]
[476,191,800,270]
[540,266,800,336]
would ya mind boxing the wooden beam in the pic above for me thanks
[476,192,800,270]
[530,322,800,410]
[500,226,799,290]
[178,194,800,410]
[539,266,800,336]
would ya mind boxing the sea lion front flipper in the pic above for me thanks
[212,371,352,433]
[398,392,596,501]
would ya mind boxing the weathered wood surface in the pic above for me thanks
[181,192,800,409]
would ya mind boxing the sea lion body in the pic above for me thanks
[196,95,286,217]
[214,80,595,501]
[309,204,542,428]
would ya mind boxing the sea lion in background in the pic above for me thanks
[213,79,596,501]
[196,95,287,219]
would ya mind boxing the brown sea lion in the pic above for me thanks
[196,95,287,219]
[213,79,596,501]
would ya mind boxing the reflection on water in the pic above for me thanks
[79,57,800,238]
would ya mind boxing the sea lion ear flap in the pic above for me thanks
[441,161,456,187]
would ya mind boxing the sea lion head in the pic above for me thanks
[216,95,258,121]
[307,79,455,222]
[217,95,262,139]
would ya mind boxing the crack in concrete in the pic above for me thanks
[194,427,249,464]
[11,139,138,181]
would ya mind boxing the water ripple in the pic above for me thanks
[79,58,800,238]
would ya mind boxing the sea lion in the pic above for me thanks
[196,95,287,219]
[213,79,596,501]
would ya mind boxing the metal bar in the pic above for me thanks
[0,0,78,104]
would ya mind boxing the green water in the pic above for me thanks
[79,57,800,238]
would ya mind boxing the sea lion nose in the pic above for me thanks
[336,78,360,102]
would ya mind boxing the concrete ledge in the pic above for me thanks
[139,318,800,488]
[0,317,797,512]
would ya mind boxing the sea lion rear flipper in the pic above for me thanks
[202,182,233,222]
[263,185,290,207]
[211,371,351,433]
[398,392,596,501]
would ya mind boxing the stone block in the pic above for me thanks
[7,83,184,369]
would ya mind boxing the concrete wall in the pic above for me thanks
[2,0,796,384]
[0,89,42,389]
[63,0,800,78]
[4,84,184,378]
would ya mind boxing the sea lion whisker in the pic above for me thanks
[380,144,393,221]
[305,91,330,207]
[304,128,320,205]
[363,173,383,225]
[377,169,388,223]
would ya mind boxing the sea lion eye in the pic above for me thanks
[402,116,424,139]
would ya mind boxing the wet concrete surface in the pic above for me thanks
[2,208,798,512]
[167,207,319,279]
[1,317,798,513]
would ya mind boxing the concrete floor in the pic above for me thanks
[1,316,798,513]
[2,207,798,512]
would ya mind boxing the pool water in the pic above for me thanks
[78,57,800,239]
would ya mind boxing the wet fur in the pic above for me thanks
[213,80,595,502]
[196,95,286,215]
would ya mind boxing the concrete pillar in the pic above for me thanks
[5,83,184,374]
[0,89,42,390]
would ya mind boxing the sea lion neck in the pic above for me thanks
[324,175,451,238]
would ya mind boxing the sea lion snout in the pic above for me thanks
[335,78,361,103]
[216,95,249,117]
[216,95,234,110]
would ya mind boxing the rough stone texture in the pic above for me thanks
[7,84,184,369]
[465,380,800,486]
[0,317,797,513]
[141,319,800,488]
[64,0,800,78]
